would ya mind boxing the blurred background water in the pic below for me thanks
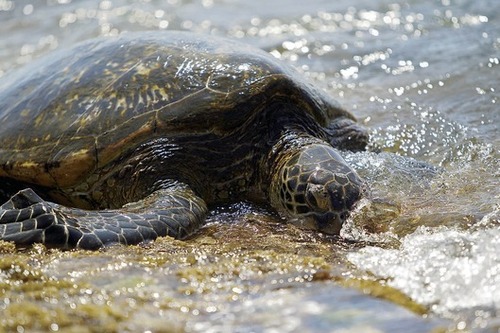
[0,0,498,332]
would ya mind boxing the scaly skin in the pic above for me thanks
[0,186,207,249]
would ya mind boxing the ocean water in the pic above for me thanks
[0,0,498,332]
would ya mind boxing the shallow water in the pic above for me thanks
[0,0,498,332]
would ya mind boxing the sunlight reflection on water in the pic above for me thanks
[0,0,498,332]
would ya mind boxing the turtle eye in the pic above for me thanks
[305,189,318,208]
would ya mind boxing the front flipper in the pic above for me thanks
[0,186,207,250]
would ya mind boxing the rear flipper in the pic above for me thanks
[0,186,207,250]
[325,117,369,152]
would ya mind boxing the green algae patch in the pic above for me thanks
[175,248,332,297]
[0,254,78,301]
[335,277,428,315]
[1,302,73,332]
[0,210,436,331]
[0,240,15,253]
[140,220,337,300]
[0,254,44,285]
[1,301,128,333]
[0,247,135,332]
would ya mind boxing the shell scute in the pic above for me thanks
[0,31,353,188]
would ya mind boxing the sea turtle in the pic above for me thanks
[0,31,368,250]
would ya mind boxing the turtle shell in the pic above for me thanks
[0,31,355,189]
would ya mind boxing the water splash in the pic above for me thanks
[347,225,500,331]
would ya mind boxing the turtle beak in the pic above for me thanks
[313,211,344,235]
[289,211,344,235]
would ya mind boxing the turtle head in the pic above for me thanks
[270,144,364,235]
